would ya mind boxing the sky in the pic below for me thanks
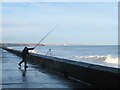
[1,2,118,45]
[1,0,120,2]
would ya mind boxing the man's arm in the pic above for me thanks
[28,48,34,50]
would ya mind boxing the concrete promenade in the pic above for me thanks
[0,50,2,89]
[1,50,90,89]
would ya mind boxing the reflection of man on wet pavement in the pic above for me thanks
[18,47,34,68]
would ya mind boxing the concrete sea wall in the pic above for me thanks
[2,47,120,88]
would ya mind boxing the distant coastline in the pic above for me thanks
[0,43,118,48]
[0,43,45,47]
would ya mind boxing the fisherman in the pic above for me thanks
[18,25,58,68]
[18,47,34,68]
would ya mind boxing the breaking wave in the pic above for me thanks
[74,55,107,60]
[69,55,119,65]
[104,55,118,64]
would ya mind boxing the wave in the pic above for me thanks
[27,50,119,68]
[37,51,119,65]
[33,50,119,66]
[104,55,118,64]
[74,55,107,60]
[69,55,119,65]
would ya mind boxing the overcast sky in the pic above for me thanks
[1,2,118,45]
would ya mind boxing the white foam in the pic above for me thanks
[105,55,118,64]
[68,55,119,68]
[29,50,38,54]
[7,47,13,49]
[69,55,119,65]
[73,55,107,60]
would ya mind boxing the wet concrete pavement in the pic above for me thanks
[0,50,2,89]
[1,50,90,89]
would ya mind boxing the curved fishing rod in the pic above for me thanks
[33,24,59,49]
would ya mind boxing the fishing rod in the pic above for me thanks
[33,24,59,49]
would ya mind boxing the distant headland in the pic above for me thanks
[0,43,45,48]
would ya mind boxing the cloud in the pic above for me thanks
[2,2,118,44]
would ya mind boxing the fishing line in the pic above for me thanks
[33,24,60,49]
[29,24,59,54]
[29,23,64,74]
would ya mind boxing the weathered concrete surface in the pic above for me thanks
[2,50,90,89]
[0,49,2,90]
[3,48,120,88]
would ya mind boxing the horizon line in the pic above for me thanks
[0,42,118,46]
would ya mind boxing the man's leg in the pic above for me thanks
[18,59,24,67]
[24,58,28,68]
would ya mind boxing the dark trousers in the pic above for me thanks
[18,57,27,67]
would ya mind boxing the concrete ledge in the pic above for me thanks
[2,47,120,88]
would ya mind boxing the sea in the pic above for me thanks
[6,45,119,68]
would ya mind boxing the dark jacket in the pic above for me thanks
[21,47,34,58]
